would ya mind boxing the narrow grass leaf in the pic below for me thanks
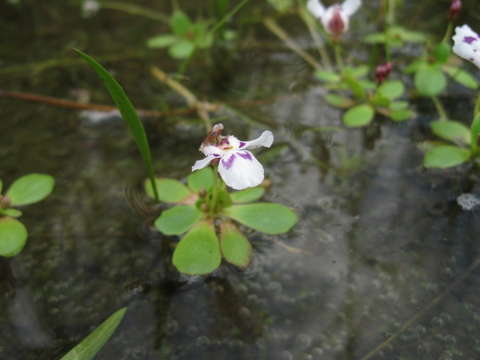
[75,49,159,201]
[60,307,127,360]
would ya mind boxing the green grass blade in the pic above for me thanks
[74,49,159,201]
[60,307,127,360]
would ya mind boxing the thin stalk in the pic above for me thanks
[474,93,480,116]
[442,22,454,43]
[101,1,169,23]
[298,7,333,70]
[209,0,250,35]
[178,49,195,75]
[386,0,396,26]
[209,170,220,217]
[360,257,480,360]
[333,42,344,70]
[432,96,448,120]
[263,17,322,70]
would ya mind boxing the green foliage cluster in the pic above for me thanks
[145,167,298,275]
[147,10,214,60]
[317,66,413,127]
[0,174,54,257]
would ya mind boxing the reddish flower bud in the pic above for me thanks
[375,62,393,84]
[448,0,462,20]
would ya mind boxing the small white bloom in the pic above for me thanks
[452,24,480,69]
[307,0,362,37]
[192,127,274,190]
[82,0,100,17]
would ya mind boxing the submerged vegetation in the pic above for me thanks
[2,0,480,358]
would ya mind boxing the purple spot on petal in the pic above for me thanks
[213,153,221,157]
[238,151,253,161]
[222,154,236,169]
[464,36,478,44]
[239,141,246,148]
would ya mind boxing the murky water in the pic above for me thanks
[2,1,480,359]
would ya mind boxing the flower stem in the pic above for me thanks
[442,22,454,43]
[333,42,344,70]
[432,96,448,120]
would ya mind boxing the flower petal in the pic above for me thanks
[453,25,480,69]
[218,151,264,190]
[240,131,274,150]
[192,154,218,172]
[307,0,326,18]
[342,0,361,17]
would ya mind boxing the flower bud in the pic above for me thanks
[375,62,393,84]
[448,0,462,20]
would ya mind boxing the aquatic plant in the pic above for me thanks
[422,23,480,169]
[0,174,54,257]
[147,124,298,275]
[77,51,297,276]
[60,307,126,360]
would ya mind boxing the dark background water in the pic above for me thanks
[2,0,480,359]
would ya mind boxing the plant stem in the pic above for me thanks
[298,7,333,70]
[474,93,480,117]
[209,170,220,216]
[442,22,454,43]
[263,17,322,70]
[209,0,250,35]
[387,0,396,26]
[360,257,480,360]
[101,1,169,23]
[333,42,344,70]
[432,96,448,120]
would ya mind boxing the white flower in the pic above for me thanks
[452,25,480,69]
[192,128,274,190]
[307,0,362,37]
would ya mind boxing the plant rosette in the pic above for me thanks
[423,114,480,169]
[316,66,413,127]
[0,174,55,257]
[145,126,298,275]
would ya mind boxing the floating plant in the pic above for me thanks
[0,174,55,257]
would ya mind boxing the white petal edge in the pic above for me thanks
[192,155,217,172]
[218,151,264,190]
[342,0,361,17]
[242,131,274,150]
[452,25,480,69]
[307,0,326,18]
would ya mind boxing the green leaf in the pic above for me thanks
[267,0,294,12]
[415,65,447,96]
[231,187,265,203]
[147,34,178,48]
[344,76,366,99]
[220,223,251,268]
[349,65,369,78]
[170,10,192,36]
[154,205,202,235]
[343,104,375,127]
[0,180,3,194]
[434,42,451,64]
[0,209,22,218]
[431,120,471,145]
[364,33,387,44]
[225,203,298,235]
[144,178,191,203]
[389,109,413,122]
[377,80,405,100]
[6,174,54,206]
[390,26,427,43]
[315,70,340,83]
[173,222,221,275]
[75,49,160,202]
[60,308,127,360]
[168,40,195,59]
[424,145,471,168]
[0,217,27,257]
[188,167,214,192]
[444,66,478,90]
[325,94,352,108]
[470,114,480,154]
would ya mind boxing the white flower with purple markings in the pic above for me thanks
[192,124,274,190]
[452,25,480,69]
[307,0,362,38]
